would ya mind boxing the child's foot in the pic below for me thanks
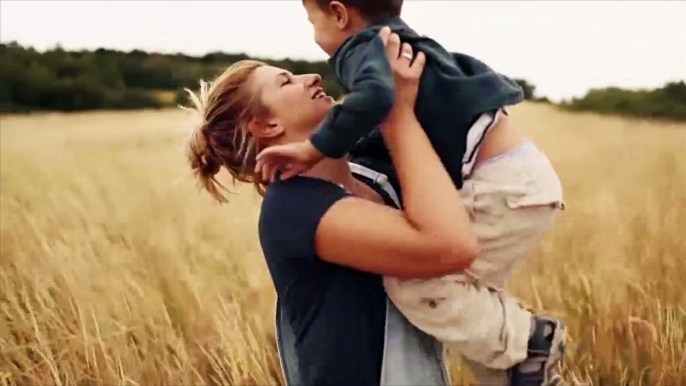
[510,315,567,386]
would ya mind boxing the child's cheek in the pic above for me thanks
[315,37,330,55]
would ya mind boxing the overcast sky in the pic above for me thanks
[1,1,684,101]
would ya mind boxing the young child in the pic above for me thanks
[257,1,567,385]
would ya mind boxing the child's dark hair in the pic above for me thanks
[316,0,403,23]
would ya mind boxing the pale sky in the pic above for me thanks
[1,1,685,101]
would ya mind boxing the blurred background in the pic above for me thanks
[1,0,685,117]
[1,2,685,386]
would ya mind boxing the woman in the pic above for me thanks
[182,30,474,385]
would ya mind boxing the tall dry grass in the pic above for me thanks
[1,104,685,385]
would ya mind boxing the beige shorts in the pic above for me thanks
[383,140,564,369]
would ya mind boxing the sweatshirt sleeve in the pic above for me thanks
[309,34,396,159]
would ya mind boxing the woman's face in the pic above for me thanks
[249,65,335,141]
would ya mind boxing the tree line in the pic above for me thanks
[0,42,344,112]
[563,82,686,121]
[0,42,684,121]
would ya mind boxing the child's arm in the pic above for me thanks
[256,29,397,181]
[309,32,396,159]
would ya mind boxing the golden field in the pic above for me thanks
[1,103,685,385]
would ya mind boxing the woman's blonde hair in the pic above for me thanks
[181,60,268,203]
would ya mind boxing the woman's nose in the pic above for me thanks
[306,74,322,88]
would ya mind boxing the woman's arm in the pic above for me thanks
[315,28,480,279]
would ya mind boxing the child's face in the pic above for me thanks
[303,0,352,56]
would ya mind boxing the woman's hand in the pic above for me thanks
[377,27,425,126]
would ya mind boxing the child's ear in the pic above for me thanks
[248,118,284,140]
[329,1,350,29]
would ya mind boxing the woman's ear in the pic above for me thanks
[248,117,284,140]
[329,1,349,29]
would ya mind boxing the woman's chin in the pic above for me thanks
[315,96,336,111]
[321,95,335,104]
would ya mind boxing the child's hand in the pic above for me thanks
[255,140,324,182]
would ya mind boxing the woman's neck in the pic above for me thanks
[304,157,384,204]
[304,157,356,187]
